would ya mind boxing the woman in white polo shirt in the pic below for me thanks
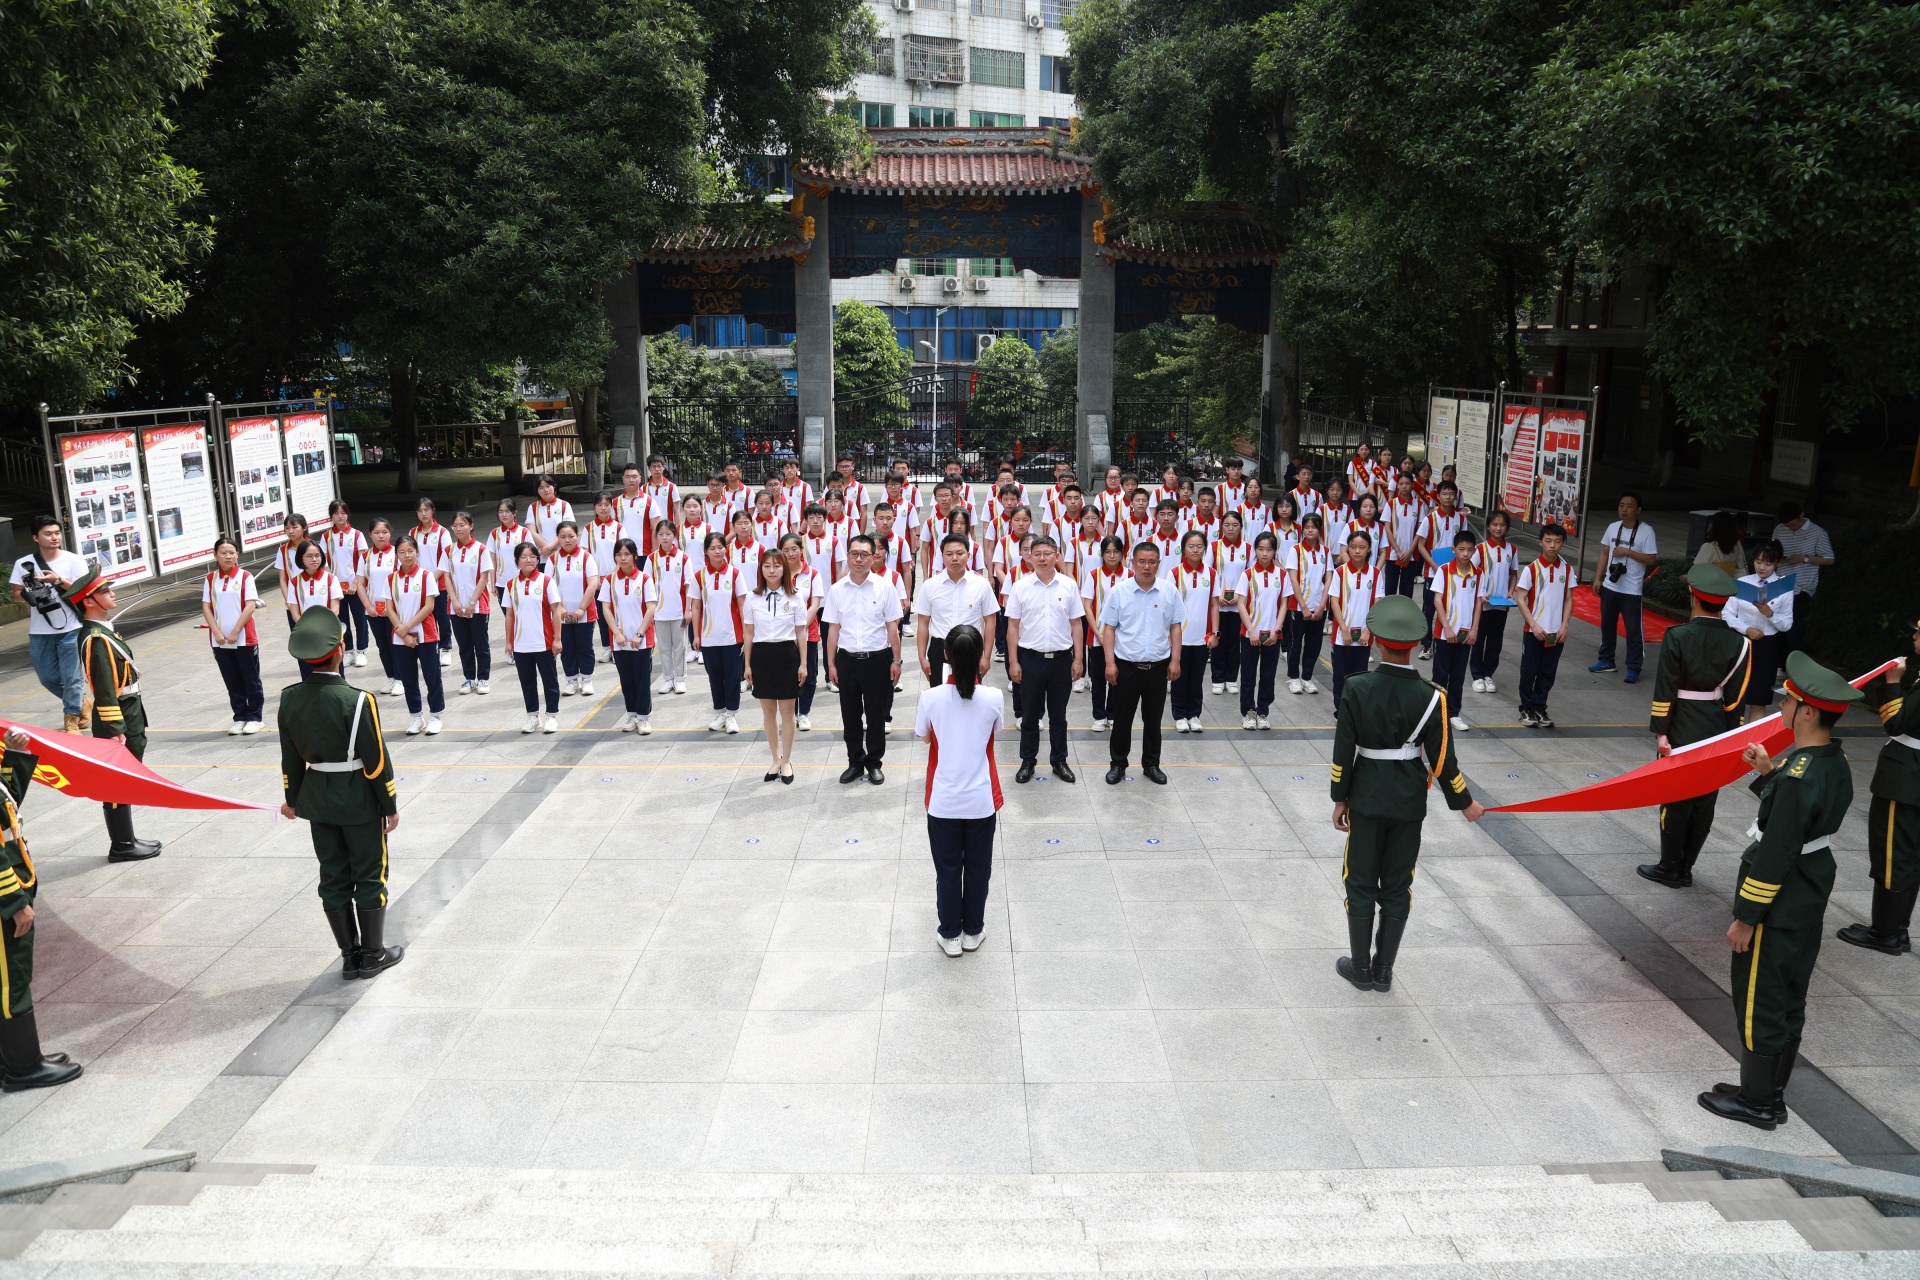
[604,537,659,734]
[915,623,1005,957]
[200,537,263,734]
[502,541,564,733]
[648,518,689,696]
[388,536,445,735]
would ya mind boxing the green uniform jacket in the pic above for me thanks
[0,749,37,919]
[279,672,398,824]
[1733,742,1851,929]
[79,619,140,734]
[1648,615,1752,746]
[1868,664,1920,805]
[1331,663,1475,819]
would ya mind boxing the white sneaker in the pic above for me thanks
[1482,678,1496,694]
[1304,680,1321,695]
[425,715,442,735]
[1226,681,1239,694]
[1450,716,1471,731]
[635,716,652,736]
[228,721,243,736]
[438,651,451,668]
[691,651,704,665]
[386,679,404,697]
[961,931,983,952]
[708,713,726,731]
[541,714,558,734]
[938,934,963,958]
[580,680,594,697]
[673,680,686,694]
[241,721,261,735]
[1288,679,1304,694]
[1241,714,1257,730]
[1210,682,1224,695]
[614,712,634,732]
[1073,677,1089,692]
[406,715,424,735]
[826,681,838,693]
[522,713,540,733]
[1099,718,1114,731]
[475,680,490,695]
[1188,718,1203,734]
[457,679,475,696]
[352,650,367,668]
[1174,718,1189,734]
[1471,678,1487,693]
[797,715,811,732]
[1258,715,1272,730]
[723,714,739,735]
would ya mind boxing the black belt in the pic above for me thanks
[838,648,891,659]
[1118,658,1165,670]
[1019,647,1067,660]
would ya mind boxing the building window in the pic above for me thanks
[1039,0,1077,28]
[1038,116,1072,132]
[969,47,1024,89]
[917,0,954,9]
[969,111,1024,127]
[910,258,958,276]
[871,38,895,77]
[838,100,895,127]
[682,317,793,349]
[971,0,1021,17]
[909,106,957,128]
[883,306,1078,363]
[970,258,1019,278]
[1039,55,1072,95]
[904,35,965,84]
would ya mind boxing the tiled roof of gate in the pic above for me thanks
[1097,204,1287,268]
[795,130,1094,196]
[635,206,814,264]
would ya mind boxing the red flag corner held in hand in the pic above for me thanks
[1489,659,1900,814]
[0,720,276,812]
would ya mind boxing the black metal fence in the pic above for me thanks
[1111,396,1203,478]
[649,396,797,485]
[1295,410,1385,483]
[835,370,1074,483]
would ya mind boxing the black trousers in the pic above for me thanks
[433,590,453,652]
[926,636,949,688]
[1596,586,1645,672]
[1211,610,1242,683]
[1384,560,1419,597]
[1431,639,1471,719]
[1086,642,1110,720]
[1016,647,1072,765]
[450,613,492,681]
[1169,644,1209,720]
[1518,632,1564,712]
[796,638,819,715]
[927,813,995,939]
[1470,608,1509,679]
[368,614,397,679]
[560,620,596,679]
[1330,644,1371,712]
[836,649,894,767]
[1288,614,1325,681]
[1109,657,1170,767]
[212,645,264,722]
[1239,638,1280,714]
[394,638,446,715]
[1659,792,1718,873]
[612,648,653,716]
[337,594,370,651]
[515,650,561,713]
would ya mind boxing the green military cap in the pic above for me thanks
[288,607,345,661]
[1780,650,1863,711]
[1686,562,1738,603]
[61,564,109,608]
[1366,594,1427,647]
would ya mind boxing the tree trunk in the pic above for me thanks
[574,381,605,492]
[391,359,420,496]
[1502,249,1524,393]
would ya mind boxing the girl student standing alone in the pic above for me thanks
[1238,531,1288,728]
[322,501,370,666]
[689,532,749,734]
[604,537,659,734]
[389,536,445,735]
[1288,514,1333,695]
[1470,509,1517,694]
[778,533,827,731]
[201,537,263,733]
[1327,528,1384,711]
[409,499,455,668]
[744,547,807,783]
[445,511,493,696]
[548,522,600,697]
[1080,535,1127,731]
[648,518,690,696]
[503,542,563,733]
[916,623,1005,957]
[1168,531,1219,734]
[354,520,403,697]
[287,538,344,680]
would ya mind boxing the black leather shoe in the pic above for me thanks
[0,1011,82,1093]
[1836,921,1906,954]
[1335,956,1373,990]
[839,764,865,784]
[1052,763,1076,784]
[1142,765,1168,785]
[1015,763,1036,784]
[107,842,161,863]
[867,764,884,785]
[1106,765,1126,785]
[1698,1050,1781,1129]
[1636,862,1692,889]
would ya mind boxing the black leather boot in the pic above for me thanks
[1335,913,1373,990]
[1371,915,1408,992]
[1836,885,1906,954]
[1635,861,1691,889]
[0,1010,83,1092]
[1698,1048,1780,1129]
[353,904,404,979]
[323,907,360,980]
[103,804,161,863]
[1892,886,1918,953]
[1711,1034,1796,1124]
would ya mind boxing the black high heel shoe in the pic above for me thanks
[780,764,794,785]
[764,769,780,782]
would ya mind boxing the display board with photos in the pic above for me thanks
[58,430,155,586]
[227,415,291,549]
[283,411,334,521]
[140,422,222,573]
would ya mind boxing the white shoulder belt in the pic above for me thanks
[1745,821,1831,856]
[1676,637,1752,700]
[1355,690,1444,762]
[307,694,368,773]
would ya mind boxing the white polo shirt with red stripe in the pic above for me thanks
[505,571,562,652]
[916,680,1005,819]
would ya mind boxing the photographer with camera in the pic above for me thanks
[9,516,88,733]
[1590,491,1659,684]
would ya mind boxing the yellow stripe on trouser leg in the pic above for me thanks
[1889,800,1898,890]
[1743,923,1764,1051]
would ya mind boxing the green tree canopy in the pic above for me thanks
[832,299,911,398]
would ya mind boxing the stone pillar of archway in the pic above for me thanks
[1076,193,1115,482]
[604,265,648,471]
[794,192,834,490]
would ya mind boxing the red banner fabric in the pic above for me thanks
[1570,583,1676,643]
[0,721,276,811]
[1489,660,1899,814]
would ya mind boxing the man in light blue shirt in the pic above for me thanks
[1099,542,1186,785]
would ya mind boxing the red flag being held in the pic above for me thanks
[1489,660,1900,814]
[0,720,275,812]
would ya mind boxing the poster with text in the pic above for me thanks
[228,416,289,549]
[139,422,221,573]
[1455,400,1492,509]
[1499,404,1541,522]
[59,430,154,586]
[1426,397,1458,475]
[1535,407,1587,536]
[283,411,334,520]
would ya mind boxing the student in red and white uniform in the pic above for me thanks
[615,462,652,552]
[749,492,787,551]
[871,502,914,586]
[777,534,828,729]
[1218,457,1249,515]
[1318,478,1352,551]
[945,509,990,576]
[288,537,344,680]
[1210,510,1250,698]
[920,485,963,579]
[1173,478,1197,532]
[1346,493,1384,568]
[915,622,1005,956]
[1186,488,1222,545]
[1148,464,1181,512]
[771,475,805,531]
[410,498,456,668]
[547,521,600,697]
[604,537,659,734]
[1269,496,1303,564]
[1370,448,1398,503]
[648,518,690,697]
[526,474,576,563]
[354,519,403,696]
[1430,527,1484,731]
[882,476,918,552]
[799,505,843,586]
[823,492,861,551]
[201,536,263,733]
[1149,501,1183,565]
[1288,515,1333,695]
[642,456,680,548]
[389,536,445,734]
[1346,443,1376,502]
[1094,467,1128,530]
[275,513,310,627]
[1119,490,1155,551]
[726,510,762,574]
[1167,531,1219,735]
[503,541,563,733]
[486,498,527,610]
[688,532,750,733]
[1328,526,1384,712]
[1080,535,1128,730]
[1416,480,1469,658]
[1237,530,1290,728]
[1469,509,1518,695]
[445,511,493,696]
[1069,509,1104,603]
[780,460,815,519]
[889,459,920,523]
[1411,460,1437,508]
[585,494,624,654]
[1383,471,1426,599]
[1287,465,1323,520]
[702,471,735,529]
[1515,524,1575,728]
[833,456,868,528]
[677,494,711,565]
[323,501,370,666]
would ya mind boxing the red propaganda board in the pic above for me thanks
[1499,404,1540,520]
[228,416,289,549]
[59,430,154,586]
[1535,408,1587,536]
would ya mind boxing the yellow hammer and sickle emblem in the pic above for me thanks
[31,764,70,790]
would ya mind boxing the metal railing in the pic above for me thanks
[521,420,585,476]
[338,421,504,466]
[0,437,50,500]
[1111,396,1202,478]
[1296,410,1385,482]
[836,371,1075,483]
[650,396,799,486]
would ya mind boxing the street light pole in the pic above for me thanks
[917,304,951,477]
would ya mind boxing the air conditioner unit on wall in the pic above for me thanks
[970,276,990,292]
[898,275,916,291]
[894,0,912,11]
[977,333,999,357]
[942,276,962,293]
[1026,11,1043,27]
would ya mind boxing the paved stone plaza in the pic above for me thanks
[0,589,1914,1179]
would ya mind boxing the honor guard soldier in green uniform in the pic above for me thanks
[1639,564,1753,888]
[68,567,162,863]
[1700,651,1859,1129]
[1331,595,1484,992]
[279,610,404,980]
[1838,617,1920,953]
[0,726,83,1091]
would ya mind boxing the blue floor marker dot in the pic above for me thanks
[1508,773,1521,779]
[1046,838,1061,845]
[1207,776,1220,781]
[685,776,698,782]
[1146,838,1160,846]
[477,776,487,782]
[844,838,859,845]
[1292,775,1305,781]
[1587,772,1601,778]
[601,777,615,782]
[746,837,760,845]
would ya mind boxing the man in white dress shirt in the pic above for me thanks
[913,534,999,688]
[824,535,904,786]
[1005,536,1085,784]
